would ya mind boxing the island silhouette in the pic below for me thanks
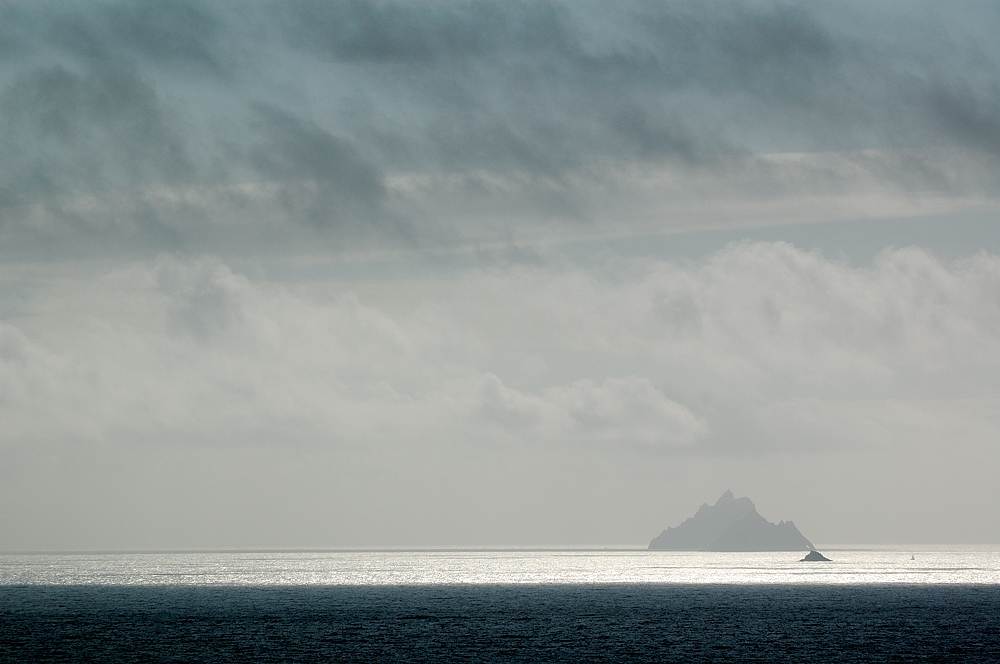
[649,490,814,551]
[801,550,831,561]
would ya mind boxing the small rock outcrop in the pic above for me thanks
[649,490,815,552]
[801,550,831,561]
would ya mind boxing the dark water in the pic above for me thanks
[3,584,999,663]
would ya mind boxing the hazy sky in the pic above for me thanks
[2,1,1000,550]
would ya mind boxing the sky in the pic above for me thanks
[2,0,1000,551]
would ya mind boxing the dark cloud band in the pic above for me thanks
[1,1,998,258]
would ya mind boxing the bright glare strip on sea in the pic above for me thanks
[2,547,999,586]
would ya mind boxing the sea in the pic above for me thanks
[2,546,999,662]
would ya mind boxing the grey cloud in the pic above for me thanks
[0,0,227,73]
[635,2,838,97]
[264,1,836,179]
[280,0,571,65]
[1,1,1000,259]
[608,105,701,162]
[0,64,189,207]
[6,2,1000,551]
[0,5,36,62]
[4,244,996,453]
[244,104,386,226]
[282,0,838,95]
[0,64,191,255]
[3,244,1000,546]
[286,1,743,168]
[76,1,224,72]
[928,82,1000,155]
[243,0,1000,177]
[155,257,248,340]
[281,0,501,64]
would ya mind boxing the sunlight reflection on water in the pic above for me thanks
[2,546,999,585]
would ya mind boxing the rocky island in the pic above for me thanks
[801,550,831,561]
[649,490,815,551]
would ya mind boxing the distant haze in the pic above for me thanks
[2,1,1000,550]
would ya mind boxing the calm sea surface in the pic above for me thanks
[3,547,999,662]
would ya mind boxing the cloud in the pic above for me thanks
[928,81,1000,155]
[1,243,998,457]
[4,1,1000,548]
[478,373,704,447]
[1,1,1000,257]
[242,103,388,228]
[0,64,190,205]
[4,242,1000,547]
[543,376,705,447]
[0,255,706,451]
[0,0,226,71]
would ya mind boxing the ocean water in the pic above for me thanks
[3,547,999,662]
